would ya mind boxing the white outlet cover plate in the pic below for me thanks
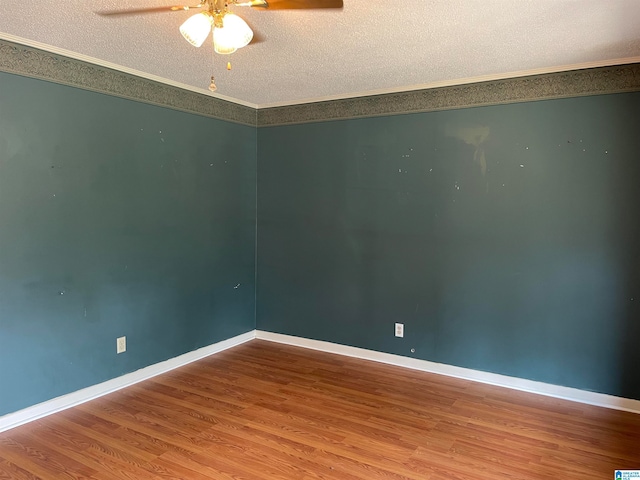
[395,323,404,338]
[117,336,126,354]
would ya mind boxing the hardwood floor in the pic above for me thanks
[1,340,639,479]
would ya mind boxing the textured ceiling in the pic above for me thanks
[1,1,640,107]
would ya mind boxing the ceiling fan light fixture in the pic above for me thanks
[212,13,253,54]
[180,12,213,47]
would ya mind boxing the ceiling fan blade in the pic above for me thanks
[237,0,342,10]
[97,3,204,16]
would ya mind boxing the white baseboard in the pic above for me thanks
[0,330,256,433]
[256,330,640,415]
[4,328,637,433]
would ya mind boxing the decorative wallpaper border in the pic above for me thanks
[0,39,257,127]
[257,63,640,126]
[2,38,638,127]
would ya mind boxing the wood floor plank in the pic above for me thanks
[1,340,639,479]
[0,458,43,480]
[0,434,97,480]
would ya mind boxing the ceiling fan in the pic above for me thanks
[98,0,343,91]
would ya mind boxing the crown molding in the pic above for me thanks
[2,35,639,128]
[257,56,640,109]
[257,62,640,126]
[0,37,257,126]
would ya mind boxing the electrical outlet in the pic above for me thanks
[395,323,404,338]
[117,336,126,354]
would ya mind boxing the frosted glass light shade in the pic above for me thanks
[222,13,253,48]
[213,13,253,54]
[213,27,237,54]
[180,13,212,47]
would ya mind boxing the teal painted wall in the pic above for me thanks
[2,67,639,416]
[0,72,257,416]
[257,93,640,400]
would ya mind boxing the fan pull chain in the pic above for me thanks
[209,41,217,91]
